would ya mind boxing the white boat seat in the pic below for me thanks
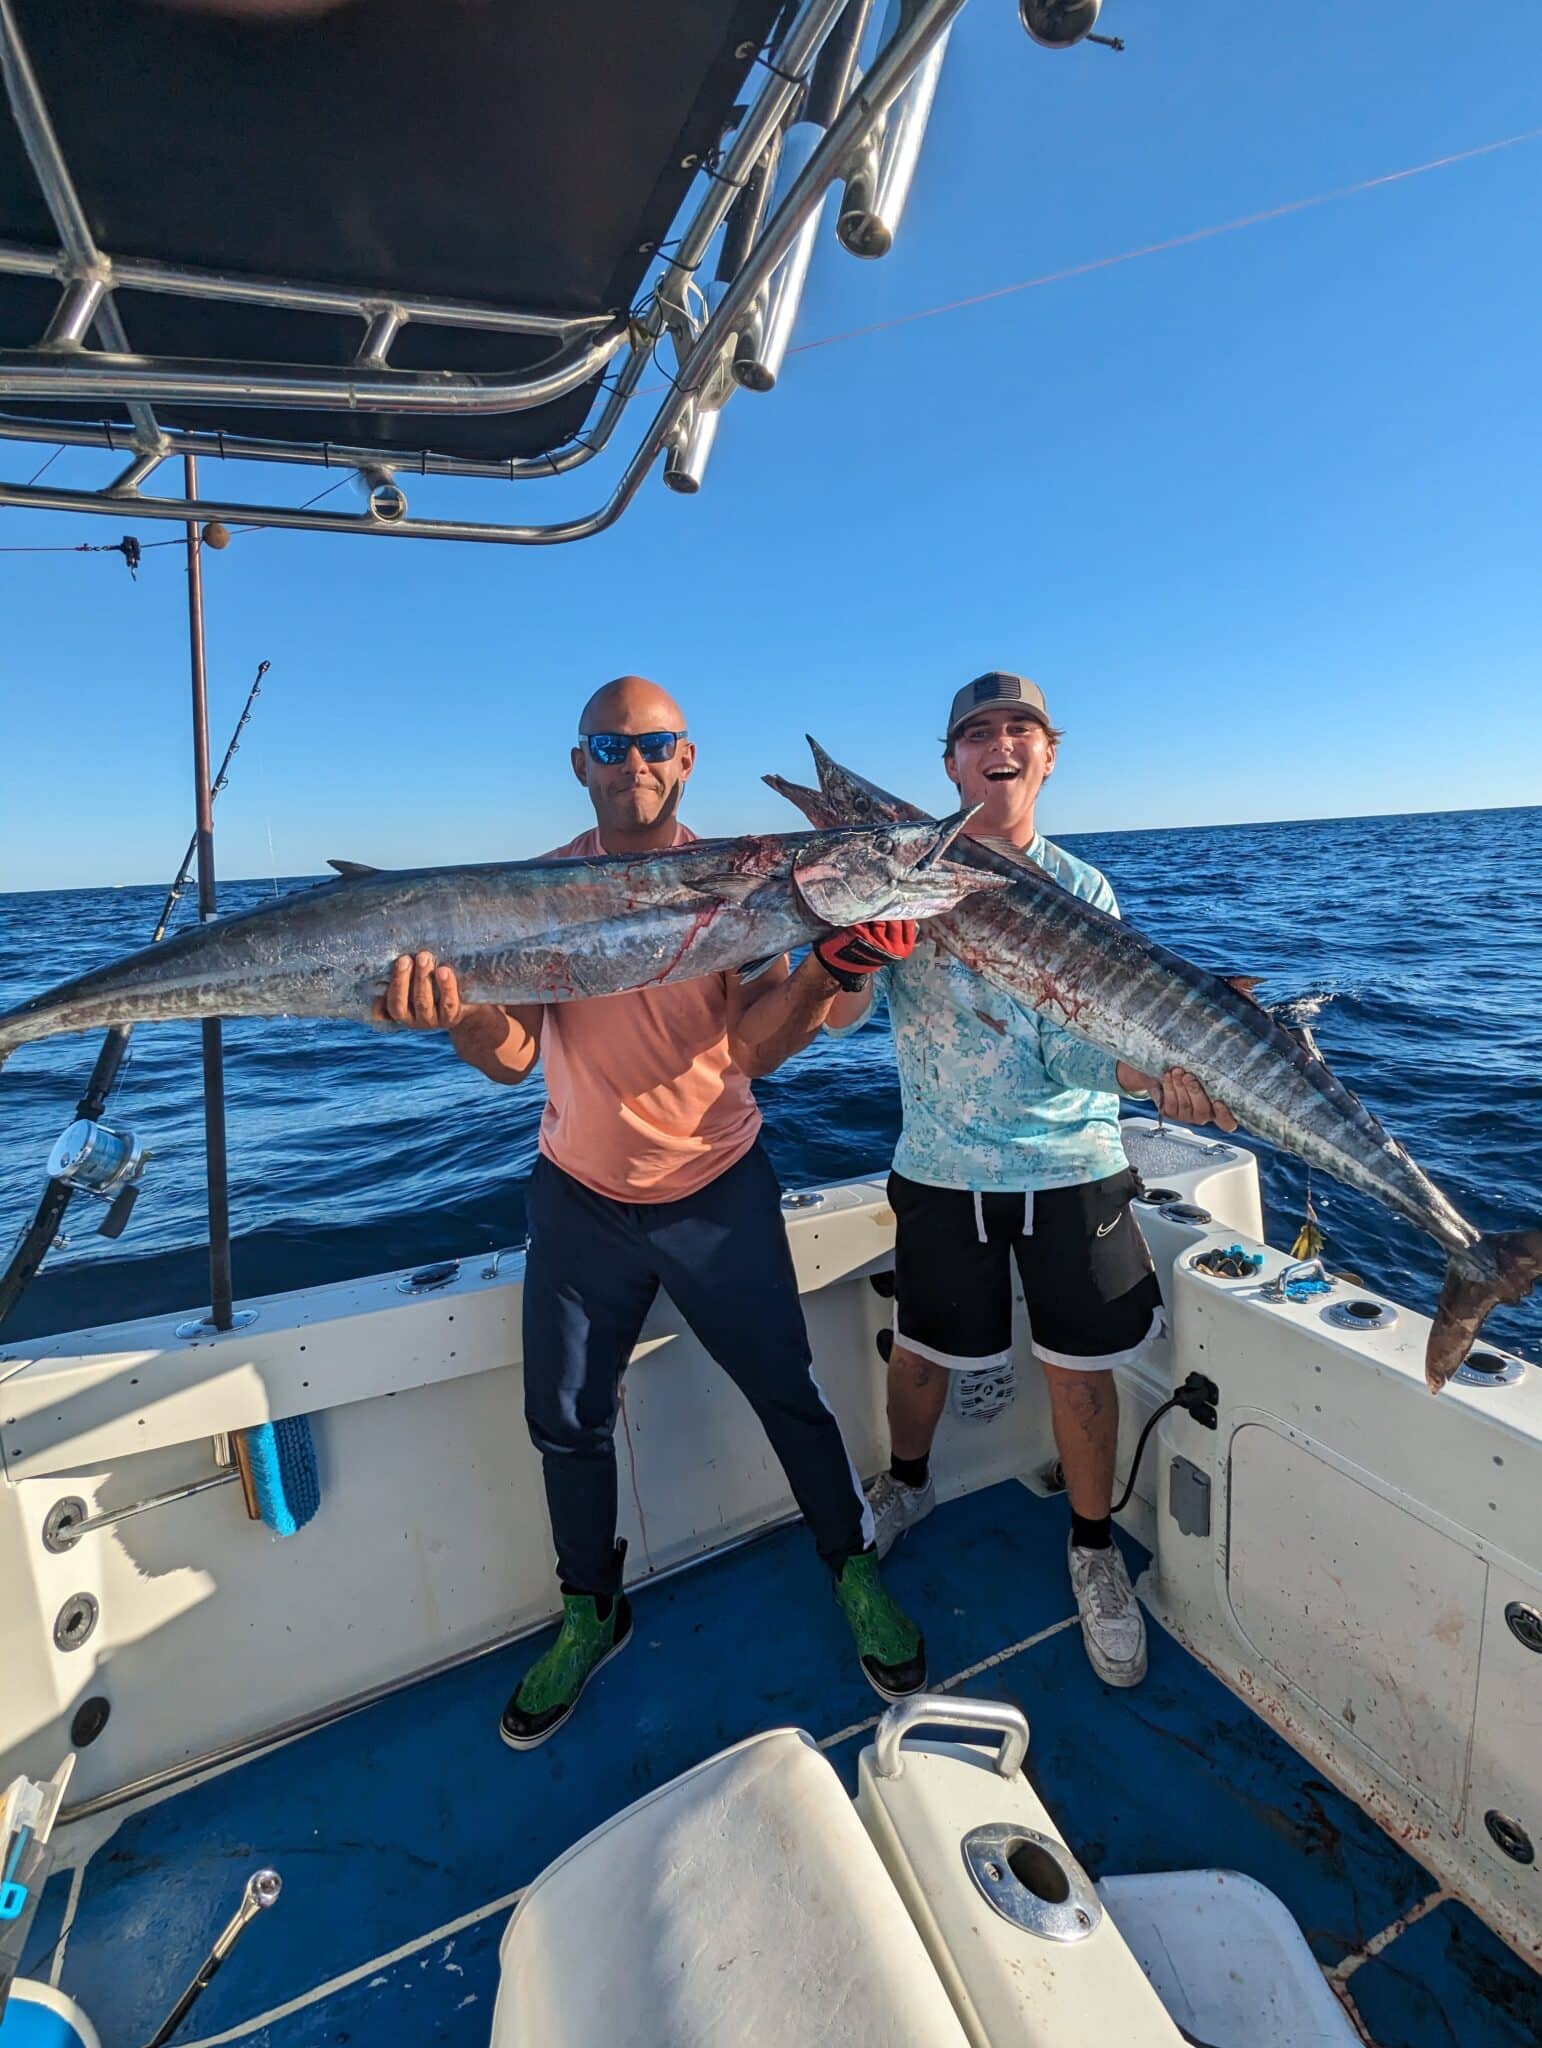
[490,1727,974,2048]
[1097,1869,1361,2046]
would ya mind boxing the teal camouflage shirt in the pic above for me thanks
[834,832,1129,1194]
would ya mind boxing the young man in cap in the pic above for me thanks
[825,673,1235,1688]
[380,674,929,1747]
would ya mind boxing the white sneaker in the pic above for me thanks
[865,1470,936,1560]
[1068,1538,1147,1688]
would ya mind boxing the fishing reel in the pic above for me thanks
[46,1119,152,1240]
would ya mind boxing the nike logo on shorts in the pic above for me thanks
[1095,1216,1119,1237]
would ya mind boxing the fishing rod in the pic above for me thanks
[0,658,270,1328]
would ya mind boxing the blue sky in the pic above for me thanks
[2,0,1539,890]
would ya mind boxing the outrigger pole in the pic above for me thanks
[183,453,235,1334]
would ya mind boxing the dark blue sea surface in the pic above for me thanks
[1,805,1538,1360]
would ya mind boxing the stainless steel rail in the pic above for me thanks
[0,0,970,543]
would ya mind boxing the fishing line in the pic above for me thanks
[784,127,1542,363]
[0,472,352,559]
[627,126,1542,397]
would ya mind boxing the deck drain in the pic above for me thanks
[71,1696,111,1746]
[1133,1187,1181,1206]
[1484,1812,1535,1865]
[1161,1202,1213,1225]
[1504,1603,1542,1653]
[54,1591,99,1652]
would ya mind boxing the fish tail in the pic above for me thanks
[1426,1228,1542,1392]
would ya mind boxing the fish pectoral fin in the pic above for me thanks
[736,954,780,983]
[688,873,765,906]
[327,859,384,880]
[1219,972,1266,1001]
[972,835,1047,873]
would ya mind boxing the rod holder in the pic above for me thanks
[731,122,825,393]
[836,29,950,259]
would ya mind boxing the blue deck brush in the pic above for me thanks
[241,1417,320,1537]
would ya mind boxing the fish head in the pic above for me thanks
[790,809,1006,927]
[806,737,929,826]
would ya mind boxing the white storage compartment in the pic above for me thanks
[1099,1869,1360,2046]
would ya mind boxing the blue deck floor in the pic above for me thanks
[20,1479,1542,2047]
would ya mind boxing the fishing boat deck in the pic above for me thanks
[16,1478,1537,2048]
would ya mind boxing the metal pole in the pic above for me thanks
[185,453,233,1331]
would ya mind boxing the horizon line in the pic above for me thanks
[2,798,1535,897]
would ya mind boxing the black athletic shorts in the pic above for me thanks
[887,1166,1163,1371]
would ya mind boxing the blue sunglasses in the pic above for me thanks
[580,729,688,765]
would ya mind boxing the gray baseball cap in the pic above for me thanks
[946,671,1051,743]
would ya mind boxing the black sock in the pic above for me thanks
[890,1451,930,1490]
[1070,1511,1111,1551]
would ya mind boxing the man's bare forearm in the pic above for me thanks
[450,1003,542,1085]
[731,955,841,1078]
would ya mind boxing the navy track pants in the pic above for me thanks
[522,1143,872,1595]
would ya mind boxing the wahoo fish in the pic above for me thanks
[767,743,1541,1393]
[0,813,1002,1064]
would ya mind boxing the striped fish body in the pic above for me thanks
[768,743,1542,1390]
[0,817,998,1063]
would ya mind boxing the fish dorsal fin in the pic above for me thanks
[1289,1021,1325,1063]
[1220,972,1266,1004]
[328,859,383,881]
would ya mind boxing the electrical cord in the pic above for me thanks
[1110,1372,1218,1514]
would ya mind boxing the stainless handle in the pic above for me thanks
[141,1869,281,2048]
[43,1469,239,1552]
[872,1694,1029,1781]
[1262,1256,1331,1302]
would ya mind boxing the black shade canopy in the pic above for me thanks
[0,0,785,462]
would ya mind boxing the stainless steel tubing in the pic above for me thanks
[662,397,723,494]
[140,1869,282,2048]
[0,0,161,448]
[0,238,611,337]
[836,26,950,258]
[0,0,972,543]
[872,1694,1031,1780]
[0,322,626,414]
[732,120,825,392]
[43,1470,240,1551]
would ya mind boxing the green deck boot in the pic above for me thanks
[835,1550,927,1701]
[500,1584,632,1750]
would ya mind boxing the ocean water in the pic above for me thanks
[1,804,1538,1362]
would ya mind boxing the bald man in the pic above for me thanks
[381,677,927,1747]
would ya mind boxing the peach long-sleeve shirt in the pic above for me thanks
[534,825,762,1202]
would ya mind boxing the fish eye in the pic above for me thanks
[872,833,895,856]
